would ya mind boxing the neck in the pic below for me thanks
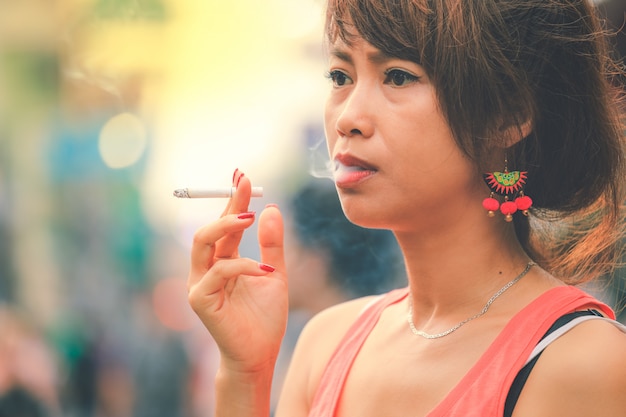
[395,210,531,324]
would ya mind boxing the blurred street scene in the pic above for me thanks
[0,1,623,416]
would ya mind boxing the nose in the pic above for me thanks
[334,82,375,139]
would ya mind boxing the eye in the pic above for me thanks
[383,69,419,87]
[326,70,353,87]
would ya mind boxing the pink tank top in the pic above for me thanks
[308,286,615,417]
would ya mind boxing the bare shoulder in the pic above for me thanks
[275,295,380,417]
[514,318,626,417]
[303,295,381,340]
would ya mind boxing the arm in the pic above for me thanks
[187,175,288,417]
[214,365,275,416]
[513,318,626,417]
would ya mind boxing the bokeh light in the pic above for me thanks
[99,112,147,169]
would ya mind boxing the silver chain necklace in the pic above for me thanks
[407,262,535,339]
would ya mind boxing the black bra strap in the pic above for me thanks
[503,309,603,417]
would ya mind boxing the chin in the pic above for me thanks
[339,200,392,230]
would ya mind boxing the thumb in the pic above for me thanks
[258,205,286,279]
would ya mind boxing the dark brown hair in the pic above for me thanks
[325,0,626,283]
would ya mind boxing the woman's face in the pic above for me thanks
[324,36,484,232]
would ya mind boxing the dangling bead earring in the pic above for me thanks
[482,192,500,217]
[482,155,533,222]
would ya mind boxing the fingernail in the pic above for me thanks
[265,203,279,209]
[232,168,239,185]
[237,212,256,219]
[236,172,245,189]
[258,263,275,273]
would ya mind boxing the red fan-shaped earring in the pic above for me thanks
[482,156,533,222]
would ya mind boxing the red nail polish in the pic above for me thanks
[258,263,275,273]
[237,212,256,219]
[232,168,239,184]
[236,172,245,188]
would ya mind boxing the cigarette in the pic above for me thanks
[173,187,264,198]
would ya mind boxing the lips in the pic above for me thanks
[333,153,378,187]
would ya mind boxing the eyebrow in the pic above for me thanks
[330,47,396,65]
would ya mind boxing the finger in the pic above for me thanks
[188,258,275,313]
[219,168,241,217]
[214,175,252,259]
[228,172,252,214]
[258,205,286,283]
[189,213,256,288]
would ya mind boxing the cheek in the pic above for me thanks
[324,99,336,137]
[402,114,460,170]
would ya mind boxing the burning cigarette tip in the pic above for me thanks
[173,189,190,198]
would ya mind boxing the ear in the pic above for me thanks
[498,117,533,148]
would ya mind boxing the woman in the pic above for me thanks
[271,178,405,413]
[186,0,626,416]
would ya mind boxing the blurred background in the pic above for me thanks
[0,1,623,416]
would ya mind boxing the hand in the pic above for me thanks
[187,171,288,373]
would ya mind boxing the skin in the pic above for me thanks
[187,174,288,416]
[187,37,626,417]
